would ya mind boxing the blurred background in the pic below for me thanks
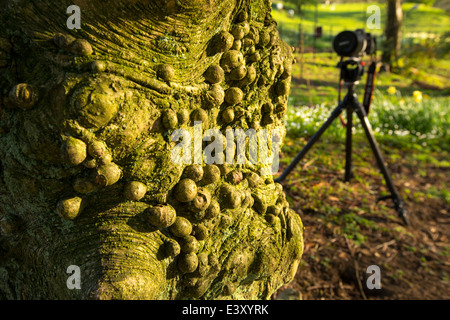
[271,0,449,300]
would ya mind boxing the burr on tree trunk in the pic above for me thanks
[0,0,303,299]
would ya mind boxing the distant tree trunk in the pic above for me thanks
[0,0,303,299]
[381,0,403,72]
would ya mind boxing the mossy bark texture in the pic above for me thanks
[0,0,303,299]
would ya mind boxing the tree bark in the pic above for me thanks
[0,0,303,299]
[381,0,403,72]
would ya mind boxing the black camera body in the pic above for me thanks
[333,29,376,57]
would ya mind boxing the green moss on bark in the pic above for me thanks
[0,0,303,300]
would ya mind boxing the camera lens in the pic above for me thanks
[333,30,366,57]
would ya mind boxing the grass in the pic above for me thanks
[369,90,450,149]
[272,1,450,48]
[273,2,450,300]
[272,1,450,34]
[273,2,382,34]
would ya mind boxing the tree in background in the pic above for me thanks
[382,0,403,72]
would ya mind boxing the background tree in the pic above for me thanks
[382,0,403,72]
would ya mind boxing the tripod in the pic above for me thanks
[275,59,409,225]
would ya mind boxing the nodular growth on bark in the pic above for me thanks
[0,0,303,299]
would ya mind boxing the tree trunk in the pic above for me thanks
[0,0,303,299]
[381,0,403,72]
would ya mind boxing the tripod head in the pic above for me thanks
[338,57,365,85]
[336,55,377,116]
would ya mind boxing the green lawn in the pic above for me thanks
[272,1,450,48]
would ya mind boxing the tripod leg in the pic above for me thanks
[275,102,346,183]
[355,104,409,225]
[344,107,353,182]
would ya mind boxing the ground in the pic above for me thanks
[272,133,449,300]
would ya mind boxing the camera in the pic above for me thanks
[333,29,376,57]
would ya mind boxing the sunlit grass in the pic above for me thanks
[370,90,449,138]
[285,87,450,150]
[272,2,450,34]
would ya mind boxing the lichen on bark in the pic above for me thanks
[0,0,303,299]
